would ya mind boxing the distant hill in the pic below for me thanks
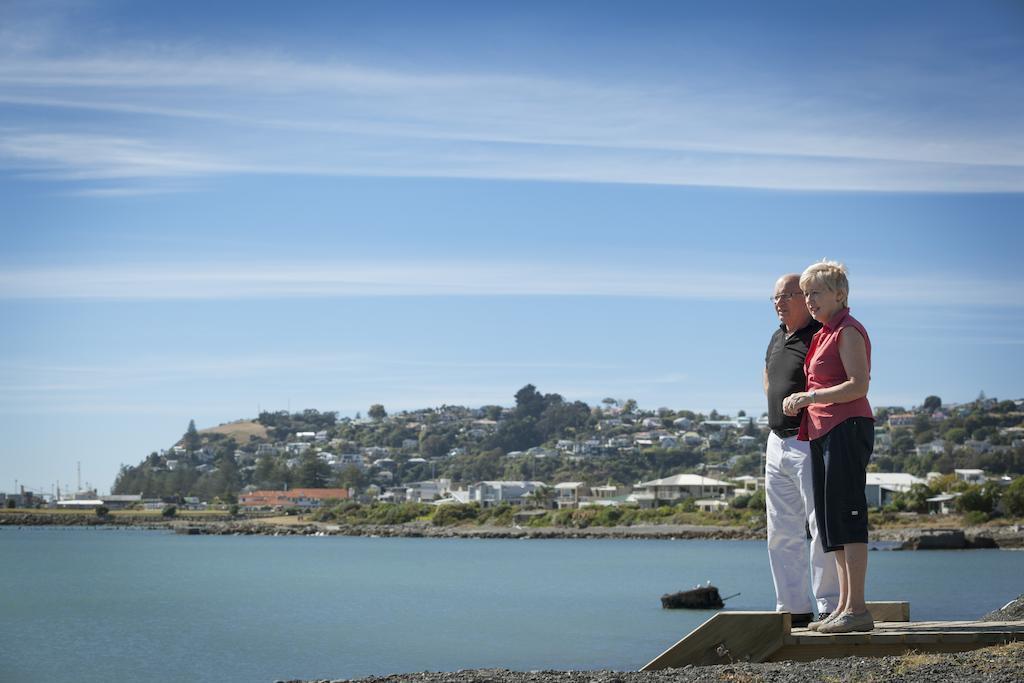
[111,389,1024,502]
[199,420,268,442]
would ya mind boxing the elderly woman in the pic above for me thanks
[783,260,874,634]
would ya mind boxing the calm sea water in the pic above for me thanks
[3,527,1022,683]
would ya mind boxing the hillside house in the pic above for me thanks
[553,482,589,509]
[887,413,916,428]
[467,480,546,507]
[864,472,925,508]
[631,474,735,507]
[405,479,451,503]
[955,469,986,485]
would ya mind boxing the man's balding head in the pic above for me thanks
[773,273,811,332]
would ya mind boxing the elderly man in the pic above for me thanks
[763,273,839,627]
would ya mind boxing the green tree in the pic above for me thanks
[890,428,915,454]
[895,483,932,513]
[923,395,942,412]
[368,404,387,421]
[183,419,201,451]
[421,433,454,460]
[1003,477,1024,517]
[492,416,540,453]
[914,429,935,445]
[336,464,368,491]
[296,453,333,488]
[913,414,932,436]
[514,384,546,419]
[525,485,555,509]
[95,505,110,518]
[944,427,968,445]
[162,505,177,518]
[957,483,1001,515]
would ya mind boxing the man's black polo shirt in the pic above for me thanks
[765,319,822,435]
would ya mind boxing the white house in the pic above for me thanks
[926,492,960,515]
[955,469,986,485]
[864,472,925,508]
[405,478,451,503]
[659,436,679,449]
[553,482,589,509]
[731,475,761,493]
[631,474,735,507]
[467,480,546,507]
[681,432,703,447]
[101,494,142,510]
[736,435,759,450]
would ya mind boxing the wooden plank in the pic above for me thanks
[641,611,788,670]
[771,642,912,661]
[866,601,910,622]
[769,618,1024,662]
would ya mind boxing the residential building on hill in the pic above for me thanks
[630,474,735,507]
[467,480,546,507]
[864,472,925,508]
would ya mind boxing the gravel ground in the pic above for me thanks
[287,642,1024,683]
[982,594,1024,621]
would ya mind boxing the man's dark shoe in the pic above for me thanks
[790,612,814,628]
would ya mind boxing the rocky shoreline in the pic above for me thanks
[3,512,1022,547]
[3,512,1023,548]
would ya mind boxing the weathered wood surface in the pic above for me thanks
[772,619,1024,662]
[864,600,910,622]
[641,600,1024,670]
[641,611,788,670]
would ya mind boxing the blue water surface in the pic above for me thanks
[2,527,1021,682]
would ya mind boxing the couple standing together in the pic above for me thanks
[764,260,875,633]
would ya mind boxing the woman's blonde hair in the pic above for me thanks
[800,259,849,307]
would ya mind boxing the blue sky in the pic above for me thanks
[2,0,1023,494]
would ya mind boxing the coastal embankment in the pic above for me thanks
[3,510,1023,547]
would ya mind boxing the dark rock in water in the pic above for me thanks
[661,585,724,609]
[966,535,999,549]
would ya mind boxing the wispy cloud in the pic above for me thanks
[1,261,1020,306]
[1,46,1022,192]
[0,132,248,179]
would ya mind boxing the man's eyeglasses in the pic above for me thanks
[770,293,801,304]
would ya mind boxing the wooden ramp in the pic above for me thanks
[642,602,1024,670]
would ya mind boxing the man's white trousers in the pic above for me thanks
[765,431,840,614]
